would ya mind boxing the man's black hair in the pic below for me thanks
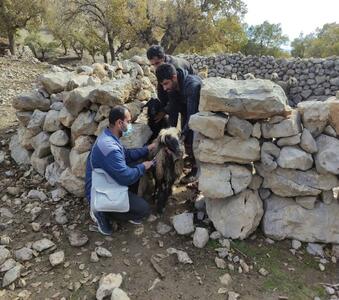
[109,105,129,126]
[147,45,165,60]
[155,63,177,83]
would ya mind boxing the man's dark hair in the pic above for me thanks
[147,45,165,60]
[109,105,129,126]
[155,63,177,83]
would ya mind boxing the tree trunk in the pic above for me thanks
[107,33,115,63]
[62,42,68,56]
[103,53,108,63]
[8,31,15,55]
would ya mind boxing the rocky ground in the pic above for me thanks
[0,56,338,300]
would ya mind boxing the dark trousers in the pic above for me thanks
[107,191,150,222]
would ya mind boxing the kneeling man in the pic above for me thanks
[85,106,155,235]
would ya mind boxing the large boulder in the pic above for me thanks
[13,90,50,111]
[69,149,89,178]
[326,98,339,135]
[206,190,263,239]
[31,131,51,158]
[199,163,252,198]
[59,107,76,128]
[30,151,53,175]
[199,78,289,119]
[27,110,47,136]
[45,162,62,186]
[315,134,339,175]
[39,72,71,94]
[74,136,95,153]
[194,134,260,164]
[300,128,317,154]
[89,78,132,106]
[260,142,280,172]
[16,111,33,126]
[64,85,95,116]
[262,195,339,243]
[66,74,90,90]
[226,116,253,139]
[9,134,31,165]
[49,130,69,147]
[59,168,85,197]
[277,146,313,171]
[258,167,338,197]
[50,145,70,170]
[120,123,152,148]
[297,101,329,137]
[71,111,98,139]
[261,110,301,138]
[189,112,228,139]
[43,110,62,132]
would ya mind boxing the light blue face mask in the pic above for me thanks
[122,123,133,137]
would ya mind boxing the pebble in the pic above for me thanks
[219,238,231,249]
[319,263,325,271]
[219,273,232,286]
[2,265,22,288]
[215,247,229,259]
[259,268,269,276]
[325,286,335,295]
[228,291,240,300]
[0,258,16,272]
[193,227,209,248]
[217,287,228,294]
[215,257,226,269]
[95,247,112,258]
[49,251,65,266]
[0,236,11,245]
[14,247,34,261]
[31,222,41,232]
[111,287,130,300]
[96,273,123,300]
[306,243,324,257]
[156,222,172,235]
[210,231,222,240]
[167,248,193,264]
[90,251,99,262]
[291,239,302,250]
[265,238,275,244]
[0,247,11,265]
[27,190,47,201]
[172,212,195,235]
[68,231,89,247]
[32,238,55,252]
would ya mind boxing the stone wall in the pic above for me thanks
[10,57,155,197]
[190,77,339,244]
[182,53,339,106]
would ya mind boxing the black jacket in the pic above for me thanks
[157,55,195,113]
[166,68,202,138]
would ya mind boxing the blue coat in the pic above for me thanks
[85,128,149,203]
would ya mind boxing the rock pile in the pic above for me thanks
[182,53,339,106]
[10,57,155,196]
[190,77,339,244]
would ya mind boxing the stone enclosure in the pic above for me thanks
[183,53,339,106]
[9,55,339,246]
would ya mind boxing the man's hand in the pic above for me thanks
[147,142,157,152]
[154,111,166,123]
[143,161,153,170]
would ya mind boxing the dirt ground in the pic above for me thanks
[0,56,338,300]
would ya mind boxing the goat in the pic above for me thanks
[143,97,170,140]
[139,127,184,214]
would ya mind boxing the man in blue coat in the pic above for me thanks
[85,106,155,235]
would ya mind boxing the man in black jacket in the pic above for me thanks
[147,45,195,125]
[155,63,202,184]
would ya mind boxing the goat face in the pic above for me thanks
[158,128,184,161]
[144,97,163,120]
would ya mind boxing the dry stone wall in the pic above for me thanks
[182,53,339,106]
[190,77,339,244]
[10,56,155,197]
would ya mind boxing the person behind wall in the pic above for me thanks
[85,106,156,235]
[155,63,202,184]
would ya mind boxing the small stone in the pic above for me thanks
[210,231,222,240]
[167,248,193,264]
[265,238,275,244]
[14,247,33,261]
[111,287,130,300]
[95,247,112,258]
[96,273,123,300]
[31,222,41,232]
[54,206,68,225]
[193,227,209,248]
[172,212,195,235]
[0,247,11,265]
[2,265,22,287]
[319,263,325,271]
[219,273,232,286]
[91,251,100,262]
[27,190,47,201]
[259,268,269,276]
[32,238,55,252]
[156,222,172,235]
[306,243,324,257]
[0,236,10,245]
[325,286,335,295]
[215,248,229,259]
[68,231,89,247]
[291,240,302,250]
[240,260,250,273]
[215,257,226,269]
[0,259,16,272]
[228,291,240,300]
[49,251,65,266]
[217,287,228,294]
[219,238,231,249]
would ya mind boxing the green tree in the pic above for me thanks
[243,21,289,56]
[24,30,59,60]
[0,0,43,54]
